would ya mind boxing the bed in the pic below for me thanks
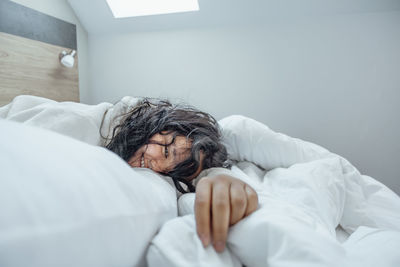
[1,95,400,267]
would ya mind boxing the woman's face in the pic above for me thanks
[128,132,192,174]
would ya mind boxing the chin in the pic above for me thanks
[128,158,139,168]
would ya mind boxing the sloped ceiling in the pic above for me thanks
[68,0,400,34]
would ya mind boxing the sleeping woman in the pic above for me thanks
[103,98,258,253]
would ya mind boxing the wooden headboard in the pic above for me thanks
[0,0,79,106]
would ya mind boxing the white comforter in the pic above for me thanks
[2,96,400,267]
[148,115,400,267]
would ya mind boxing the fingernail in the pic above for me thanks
[214,241,225,253]
[199,234,209,247]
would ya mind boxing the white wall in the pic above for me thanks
[10,0,90,103]
[88,11,400,194]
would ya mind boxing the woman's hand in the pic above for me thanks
[194,175,258,253]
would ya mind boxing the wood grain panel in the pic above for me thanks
[0,32,79,106]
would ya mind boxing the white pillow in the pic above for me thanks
[0,95,142,146]
[0,119,177,267]
[218,115,332,170]
[0,95,113,145]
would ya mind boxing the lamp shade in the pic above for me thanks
[60,50,76,68]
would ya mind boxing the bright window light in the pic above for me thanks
[106,0,199,18]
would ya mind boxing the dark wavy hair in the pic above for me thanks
[102,98,229,193]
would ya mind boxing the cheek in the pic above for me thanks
[128,146,145,164]
[144,144,161,158]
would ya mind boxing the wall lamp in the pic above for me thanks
[59,50,76,68]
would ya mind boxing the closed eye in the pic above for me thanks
[164,145,169,158]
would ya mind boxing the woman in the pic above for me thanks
[104,98,258,253]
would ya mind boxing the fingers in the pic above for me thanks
[194,175,259,255]
[194,178,212,248]
[244,184,258,216]
[229,182,247,225]
[211,180,231,253]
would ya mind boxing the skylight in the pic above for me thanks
[106,0,199,18]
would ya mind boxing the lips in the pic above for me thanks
[141,155,145,168]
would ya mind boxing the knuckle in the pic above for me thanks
[232,195,246,208]
[212,222,227,234]
[195,197,208,208]
[213,175,230,183]
[248,191,258,202]
[213,228,226,237]
[197,177,211,186]
[246,187,258,201]
[213,199,229,210]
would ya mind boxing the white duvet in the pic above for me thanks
[1,95,400,267]
[148,115,400,267]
